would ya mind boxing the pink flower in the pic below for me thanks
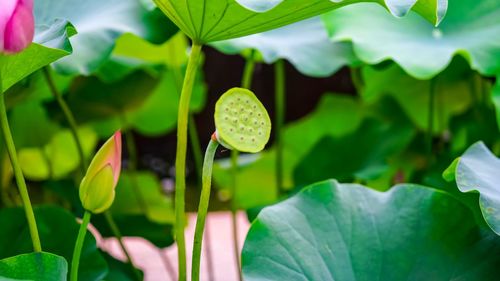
[0,0,35,54]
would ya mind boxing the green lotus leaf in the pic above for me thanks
[243,180,500,280]
[293,118,414,187]
[101,251,143,281]
[0,252,67,281]
[0,20,74,93]
[153,0,447,43]
[91,171,175,248]
[34,0,177,75]
[0,206,108,281]
[110,172,174,225]
[18,127,98,181]
[323,0,500,79]
[361,59,474,133]
[211,17,359,77]
[445,142,500,235]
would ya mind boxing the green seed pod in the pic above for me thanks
[214,88,271,153]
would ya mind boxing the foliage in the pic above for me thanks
[0,252,67,281]
[445,142,500,235]
[3,0,500,279]
[153,0,446,43]
[323,0,500,79]
[243,180,500,280]
[0,206,108,280]
[211,17,360,77]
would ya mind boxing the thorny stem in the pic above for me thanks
[0,68,41,252]
[191,138,219,281]
[174,42,203,281]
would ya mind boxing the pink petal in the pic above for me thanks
[110,131,122,186]
[3,0,34,53]
[0,0,18,50]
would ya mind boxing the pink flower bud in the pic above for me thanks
[0,0,35,54]
[79,131,122,214]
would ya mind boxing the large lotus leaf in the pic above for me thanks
[213,94,364,209]
[50,71,161,124]
[361,60,473,133]
[111,172,175,224]
[18,127,98,181]
[243,180,500,280]
[211,17,359,77]
[323,0,500,79]
[0,206,108,281]
[101,251,143,281]
[89,66,206,137]
[0,252,67,281]
[294,118,414,186]
[34,0,177,75]
[127,66,206,136]
[444,142,500,235]
[153,0,446,43]
[10,100,61,148]
[0,19,74,93]
[5,70,74,110]
[112,32,189,69]
[91,171,175,248]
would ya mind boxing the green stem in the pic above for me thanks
[174,42,203,281]
[71,210,92,281]
[189,115,203,184]
[0,93,42,252]
[104,211,142,281]
[427,78,436,159]
[229,54,256,281]
[191,139,219,281]
[230,148,243,281]
[241,50,256,89]
[43,70,140,278]
[42,67,87,172]
[230,207,242,281]
[350,67,364,94]
[274,60,286,195]
[171,42,213,280]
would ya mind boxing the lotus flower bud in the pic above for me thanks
[79,131,122,214]
[0,0,35,54]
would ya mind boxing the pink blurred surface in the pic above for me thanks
[103,211,250,281]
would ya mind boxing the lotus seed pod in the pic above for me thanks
[214,88,271,153]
